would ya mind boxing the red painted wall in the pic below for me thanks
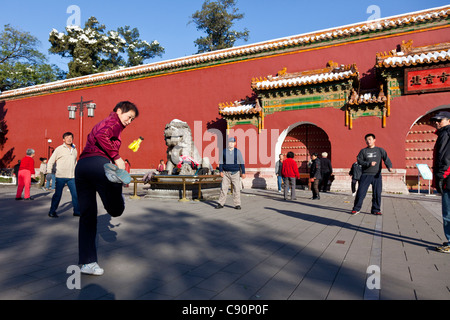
[1,26,449,172]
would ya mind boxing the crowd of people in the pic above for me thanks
[11,104,450,276]
[275,151,332,201]
[273,114,449,255]
[275,133,392,216]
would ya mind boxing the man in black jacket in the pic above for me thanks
[352,133,392,215]
[431,111,450,253]
[320,152,332,192]
[310,153,321,200]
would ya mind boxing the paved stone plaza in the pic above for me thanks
[0,183,448,300]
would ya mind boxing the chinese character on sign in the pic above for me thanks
[410,75,422,86]
[406,66,450,94]
[437,72,449,83]
[424,74,435,84]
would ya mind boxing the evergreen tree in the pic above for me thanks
[118,26,164,67]
[190,0,249,53]
[49,17,164,78]
[0,24,65,92]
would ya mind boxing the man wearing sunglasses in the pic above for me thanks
[431,111,450,254]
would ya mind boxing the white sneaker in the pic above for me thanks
[81,262,104,275]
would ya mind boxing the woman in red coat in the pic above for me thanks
[281,151,300,200]
[16,149,36,200]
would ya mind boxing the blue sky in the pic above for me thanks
[1,0,449,71]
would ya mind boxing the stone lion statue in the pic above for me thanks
[164,119,202,175]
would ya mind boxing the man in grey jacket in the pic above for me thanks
[352,133,392,215]
[275,154,284,193]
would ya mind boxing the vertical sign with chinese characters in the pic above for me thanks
[405,65,450,94]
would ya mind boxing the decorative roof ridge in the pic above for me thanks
[251,62,359,90]
[377,40,450,59]
[253,61,356,81]
[1,5,449,99]
[348,85,387,105]
[377,40,450,67]
[219,99,261,116]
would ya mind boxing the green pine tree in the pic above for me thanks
[190,0,249,53]
[49,17,164,78]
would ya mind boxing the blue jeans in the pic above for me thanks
[277,175,283,191]
[442,189,450,244]
[49,178,80,215]
[45,173,55,189]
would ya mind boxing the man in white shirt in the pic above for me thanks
[47,132,80,218]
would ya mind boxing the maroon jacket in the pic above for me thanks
[79,112,124,162]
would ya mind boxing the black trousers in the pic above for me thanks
[352,174,382,214]
[320,172,331,191]
[75,156,125,264]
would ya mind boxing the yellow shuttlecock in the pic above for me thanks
[128,137,144,152]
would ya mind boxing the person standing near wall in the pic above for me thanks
[310,153,322,200]
[351,133,392,215]
[15,149,36,200]
[47,132,79,218]
[275,154,284,193]
[320,152,332,192]
[430,111,450,253]
[216,137,246,210]
[281,151,300,201]
[38,158,47,190]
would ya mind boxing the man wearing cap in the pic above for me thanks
[431,111,450,253]
[216,137,246,210]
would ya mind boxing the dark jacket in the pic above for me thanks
[310,158,322,180]
[357,146,392,175]
[320,158,332,174]
[219,148,245,174]
[349,162,362,181]
[433,124,450,193]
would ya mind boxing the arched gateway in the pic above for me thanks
[280,123,331,188]
[405,106,450,190]
[281,123,331,174]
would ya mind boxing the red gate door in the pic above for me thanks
[281,124,331,174]
[405,109,450,190]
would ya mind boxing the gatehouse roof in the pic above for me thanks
[251,63,358,91]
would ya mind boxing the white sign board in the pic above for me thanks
[416,164,433,180]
